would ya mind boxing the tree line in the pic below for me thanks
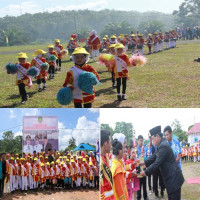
[0,9,174,46]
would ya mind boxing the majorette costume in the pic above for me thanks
[137,34,145,55]
[63,47,100,108]
[88,30,101,62]
[146,34,154,54]
[31,49,48,92]
[129,34,137,54]
[54,39,64,71]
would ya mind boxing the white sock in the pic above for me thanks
[38,84,41,89]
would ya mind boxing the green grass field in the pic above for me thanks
[0,41,200,108]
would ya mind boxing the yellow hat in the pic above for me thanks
[55,39,60,43]
[70,37,74,41]
[83,158,86,162]
[51,161,55,165]
[71,159,75,163]
[45,156,48,159]
[63,156,67,159]
[85,155,89,158]
[115,43,125,49]
[46,162,50,165]
[89,162,93,166]
[16,153,19,156]
[56,160,59,163]
[48,45,54,48]
[16,157,19,160]
[33,49,46,56]
[30,157,33,160]
[104,35,108,38]
[71,156,74,159]
[67,153,70,156]
[40,155,43,158]
[138,34,143,37]
[148,34,152,36]
[10,157,14,160]
[72,47,90,55]
[103,38,107,40]
[17,52,28,59]
[131,34,136,37]
[78,156,82,159]
[73,154,76,157]
[109,44,116,48]
[41,163,45,167]
[58,152,60,155]
[34,158,38,161]
[61,162,64,165]
[111,35,117,39]
[59,156,63,159]
[66,159,69,162]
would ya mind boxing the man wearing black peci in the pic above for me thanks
[139,126,184,200]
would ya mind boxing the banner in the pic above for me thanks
[22,116,59,154]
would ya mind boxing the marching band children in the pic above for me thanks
[54,39,64,71]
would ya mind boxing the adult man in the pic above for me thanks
[43,136,52,154]
[164,125,182,170]
[48,149,54,164]
[88,30,101,62]
[33,135,43,153]
[140,126,184,200]
[23,135,33,154]
[137,135,149,200]
[100,130,115,200]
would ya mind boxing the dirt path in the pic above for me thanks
[0,188,99,200]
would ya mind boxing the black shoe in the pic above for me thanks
[122,94,127,100]
[43,86,47,90]
[117,95,122,101]
[49,76,52,80]
[38,88,42,92]
[52,75,55,79]
[58,68,61,71]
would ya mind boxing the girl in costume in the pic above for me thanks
[125,147,139,200]
[7,53,32,104]
[31,49,48,92]
[63,47,100,108]
[111,139,129,200]
[110,43,130,101]
[54,39,63,71]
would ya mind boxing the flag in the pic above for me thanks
[96,139,100,164]
[6,36,9,46]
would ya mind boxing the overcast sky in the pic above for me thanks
[0,0,184,17]
[0,108,100,150]
[100,108,200,139]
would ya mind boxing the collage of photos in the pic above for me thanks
[0,0,200,200]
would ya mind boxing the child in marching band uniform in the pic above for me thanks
[70,159,77,188]
[31,49,48,92]
[15,157,22,190]
[55,160,61,188]
[158,32,164,52]
[39,163,46,189]
[54,39,64,71]
[76,156,82,188]
[9,157,16,193]
[50,161,56,189]
[82,158,88,188]
[88,162,94,188]
[153,33,159,53]
[64,159,71,189]
[130,34,137,54]
[60,162,65,188]
[32,158,39,190]
[164,32,170,50]
[47,45,58,79]
[21,158,28,192]
[146,34,154,54]
[110,43,130,101]
[67,37,79,60]
[109,35,118,45]
[28,157,34,190]
[63,47,100,108]
[101,38,109,53]
[108,44,116,87]
[45,162,51,189]
[137,34,145,55]
[7,53,32,104]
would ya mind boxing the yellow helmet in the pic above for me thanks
[89,162,93,166]
[72,47,90,55]
[41,163,44,167]
[115,43,125,49]
[83,158,86,162]
[17,52,28,59]
[46,162,50,166]
[34,158,38,161]
[109,44,116,48]
[61,162,64,165]
[103,38,107,40]
[131,34,136,37]
[66,159,69,162]
[138,34,143,37]
[78,156,82,160]
[63,156,67,159]
[110,35,117,39]
[48,45,54,48]
[10,157,14,160]
[33,49,46,56]
[51,161,55,165]
[55,39,60,43]
[148,34,152,36]
[71,159,75,163]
